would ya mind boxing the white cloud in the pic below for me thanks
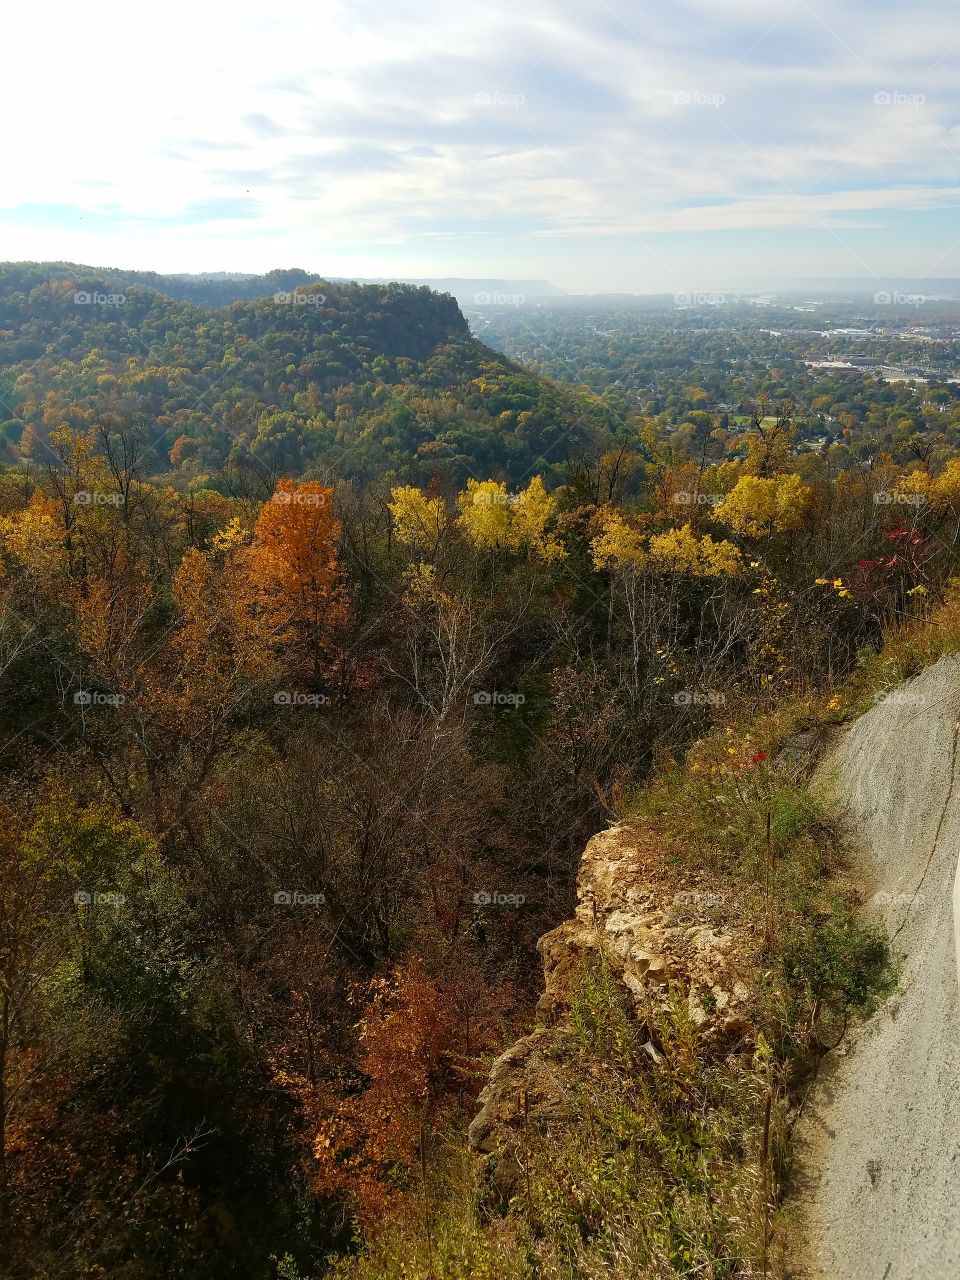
[4,0,959,288]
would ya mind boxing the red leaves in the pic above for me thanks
[889,527,923,546]
[731,749,768,773]
[843,526,929,606]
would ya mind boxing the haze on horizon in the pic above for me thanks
[5,0,960,293]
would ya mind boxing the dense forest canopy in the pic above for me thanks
[0,264,621,491]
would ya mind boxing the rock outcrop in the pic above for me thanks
[468,823,756,1186]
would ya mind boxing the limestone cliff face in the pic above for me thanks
[468,822,756,1179]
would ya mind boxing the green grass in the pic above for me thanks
[522,967,767,1280]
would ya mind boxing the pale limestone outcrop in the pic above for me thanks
[469,821,756,1180]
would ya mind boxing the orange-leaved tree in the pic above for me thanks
[245,479,348,686]
[311,958,459,1228]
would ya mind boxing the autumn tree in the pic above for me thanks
[312,954,510,1231]
[245,479,347,686]
[715,473,812,538]
[456,477,565,562]
[387,485,447,556]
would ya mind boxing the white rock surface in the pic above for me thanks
[800,655,960,1279]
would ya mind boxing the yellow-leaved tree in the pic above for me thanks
[591,512,740,577]
[455,480,514,550]
[388,486,447,552]
[900,459,960,510]
[715,473,811,537]
[590,508,647,571]
[0,493,67,588]
[933,460,960,507]
[648,524,742,576]
[508,475,565,562]
[456,476,565,561]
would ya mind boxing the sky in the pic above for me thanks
[4,0,960,292]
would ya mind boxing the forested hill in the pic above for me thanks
[0,262,329,307]
[0,263,620,488]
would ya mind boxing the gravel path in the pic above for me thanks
[797,655,960,1279]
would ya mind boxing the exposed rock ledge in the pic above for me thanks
[468,823,757,1190]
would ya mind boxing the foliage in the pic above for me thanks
[715,474,811,537]
[455,477,566,562]
[647,522,742,576]
[388,485,447,552]
[0,264,623,489]
[0,273,954,1278]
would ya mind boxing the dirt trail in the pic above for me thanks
[798,655,960,1279]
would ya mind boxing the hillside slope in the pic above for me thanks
[0,262,620,486]
[799,655,960,1278]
